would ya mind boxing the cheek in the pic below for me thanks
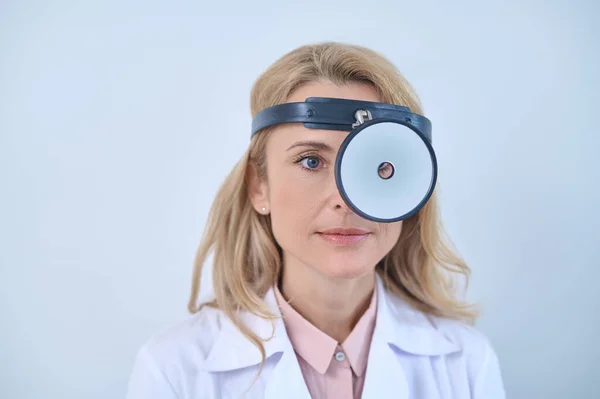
[269,165,327,214]
[268,172,322,237]
[379,221,403,251]
[274,182,314,210]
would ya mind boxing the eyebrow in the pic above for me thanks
[286,140,335,152]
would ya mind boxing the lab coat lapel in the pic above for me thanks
[361,335,409,398]
[203,286,311,399]
[204,289,286,372]
[361,274,461,398]
[262,288,311,399]
[264,349,312,399]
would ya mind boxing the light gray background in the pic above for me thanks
[1,0,598,398]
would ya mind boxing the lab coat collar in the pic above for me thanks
[203,273,459,373]
[373,273,460,356]
[203,288,290,372]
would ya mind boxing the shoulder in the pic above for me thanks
[126,306,225,398]
[432,317,505,397]
[139,306,224,370]
[434,316,496,359]
[378,286,505,397]
[379,285,497,362]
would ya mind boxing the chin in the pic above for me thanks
[315,259,375,280]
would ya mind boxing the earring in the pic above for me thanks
[261,207,267,213]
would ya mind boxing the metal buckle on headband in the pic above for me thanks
[351,109,372,128]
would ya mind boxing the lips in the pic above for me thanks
[317,227,371,245]
[318,227,370,235]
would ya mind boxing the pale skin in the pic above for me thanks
[247,81,403,343]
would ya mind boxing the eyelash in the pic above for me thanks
[293,152,325,173]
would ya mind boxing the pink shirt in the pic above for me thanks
[274,286,377,399]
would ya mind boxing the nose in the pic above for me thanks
[325,169,354,214]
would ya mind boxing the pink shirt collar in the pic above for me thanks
[274,284,377,376]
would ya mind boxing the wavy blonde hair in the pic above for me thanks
[188,42,478,368]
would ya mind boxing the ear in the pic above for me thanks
[246,160,270,215]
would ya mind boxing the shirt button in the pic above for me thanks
[335,351,346,362]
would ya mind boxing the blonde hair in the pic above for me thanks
[189,42,478,368]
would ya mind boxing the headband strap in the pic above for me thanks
[250,97,432,142]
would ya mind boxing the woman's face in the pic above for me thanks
[250,81,403,279]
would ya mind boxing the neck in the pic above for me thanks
[279,261,375,343]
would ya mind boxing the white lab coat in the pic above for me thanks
[127,275,505,398]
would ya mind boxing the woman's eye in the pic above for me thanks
[301,156,321,170]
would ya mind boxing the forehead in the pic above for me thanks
[286,81,381,103]
[269,82,382,149]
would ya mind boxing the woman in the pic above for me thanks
[127,42,505,398]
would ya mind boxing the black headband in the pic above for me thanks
[250,97,432,143]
